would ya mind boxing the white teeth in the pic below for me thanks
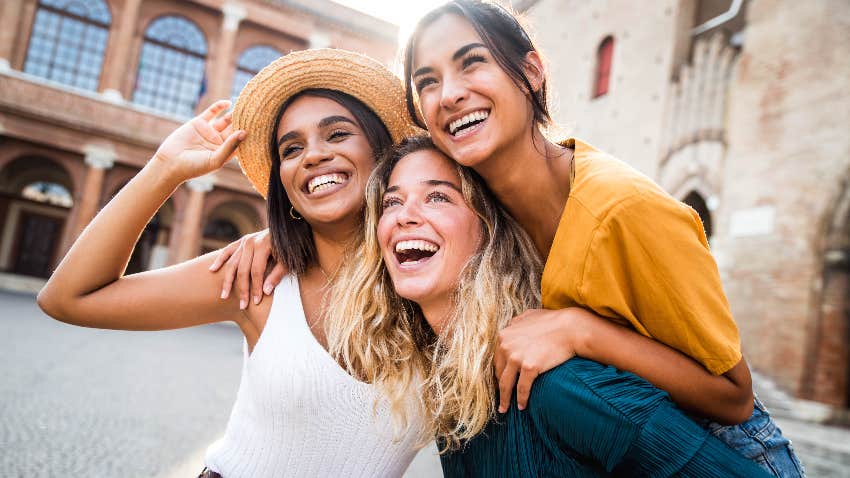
[449,110,490,135]
[308,173,347,193]
[395,240,439,253]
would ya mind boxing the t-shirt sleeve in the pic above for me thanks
[580,192,742,375]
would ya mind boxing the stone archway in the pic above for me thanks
[807,176,850,407]
[201,200,260,254]
[0,156,74,278]
[682,190,713,240]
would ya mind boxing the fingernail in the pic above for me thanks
[209,263,216,271]
[263,283,273,295]
[220,289,228,299]
[518,404,525,411]
[253,295,260,305]
[238,130,247,140]
[498,406,505,414]
[240,299,247,310]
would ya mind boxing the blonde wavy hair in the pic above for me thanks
[326,136,542,451]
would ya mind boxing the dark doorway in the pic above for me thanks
[12,211,63,277]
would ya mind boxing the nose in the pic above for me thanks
[396,200,424,227]
[302,141,333,167]
[440,74,468,110]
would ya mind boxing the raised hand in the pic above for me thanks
[153,100,246,183]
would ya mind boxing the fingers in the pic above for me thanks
[250,246,269,305]
[497,357,520,414]
[515,363,540,411]
[210,239,241,272]
[212,111,233,133]
[235,238,256,310]
[200,100,231,121]
[220,245,242,299]
[210,130,246,168]
[263,262,286,296]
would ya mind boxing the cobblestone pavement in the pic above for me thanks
[1,290,243,477]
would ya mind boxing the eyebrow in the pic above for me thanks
[276,115,356,147]
[384,179,462,194]
[411,42,487,78]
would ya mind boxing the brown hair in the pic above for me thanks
[403,0,551,129]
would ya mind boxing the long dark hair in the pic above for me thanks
[403,0,551,130]
[267,88,393,275]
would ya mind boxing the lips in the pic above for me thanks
[446,109,490,137]
[302,171,350,195]
[394,239,440,265]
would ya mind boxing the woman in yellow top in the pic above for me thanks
[216,1,804,475]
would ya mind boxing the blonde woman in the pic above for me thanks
[325,135,770,477]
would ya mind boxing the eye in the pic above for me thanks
[415,77,437,93]
[281,144,302,159]
[426,191,451,203]
[382,196,402,210]
[462,54,486,69]
[328,130,351,141]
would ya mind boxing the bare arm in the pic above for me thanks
[496,307,753,425]
[37,100,248,331]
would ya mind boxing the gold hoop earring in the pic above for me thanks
[289,206,303,220]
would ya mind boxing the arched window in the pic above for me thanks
[23,0,111,91]
[593,36,614,98]
[231,45,282,102]
[21,181,73,208]
[133,15,207,118]
[682,191,713,239]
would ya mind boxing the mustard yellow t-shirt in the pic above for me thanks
[541,138,741,375]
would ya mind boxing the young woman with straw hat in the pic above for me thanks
[37,49,423,478]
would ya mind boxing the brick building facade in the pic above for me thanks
[0,0,396,280]
[523,0,850,412]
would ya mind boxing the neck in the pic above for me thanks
[419,298,452,336]
[310,221,357,278]
[474,127,571,258]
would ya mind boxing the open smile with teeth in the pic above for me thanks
[448,110,490,136]
[394,239,440,265]
[307,173,348,194]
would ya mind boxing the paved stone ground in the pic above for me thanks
[5,290,849,477]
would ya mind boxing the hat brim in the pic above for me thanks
[232,48,419,198]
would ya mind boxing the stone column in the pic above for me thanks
[60,146,115,253]
[99,0,143,101]
[174,175,214,262]
[206,1,246,105]
[0,0,24,70]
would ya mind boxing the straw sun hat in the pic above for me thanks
[232,48,419,198]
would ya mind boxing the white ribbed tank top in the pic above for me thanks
[204,275,420,477]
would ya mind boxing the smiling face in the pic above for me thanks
[377,149,482,326]
[275,95,376,229]
[411,13,536,170]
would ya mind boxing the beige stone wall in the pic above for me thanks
[715,0,850,398]
[523,0,684,175]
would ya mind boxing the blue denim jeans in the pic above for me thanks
[695,396,806,477]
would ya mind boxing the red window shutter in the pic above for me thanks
[594,37,614,98]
